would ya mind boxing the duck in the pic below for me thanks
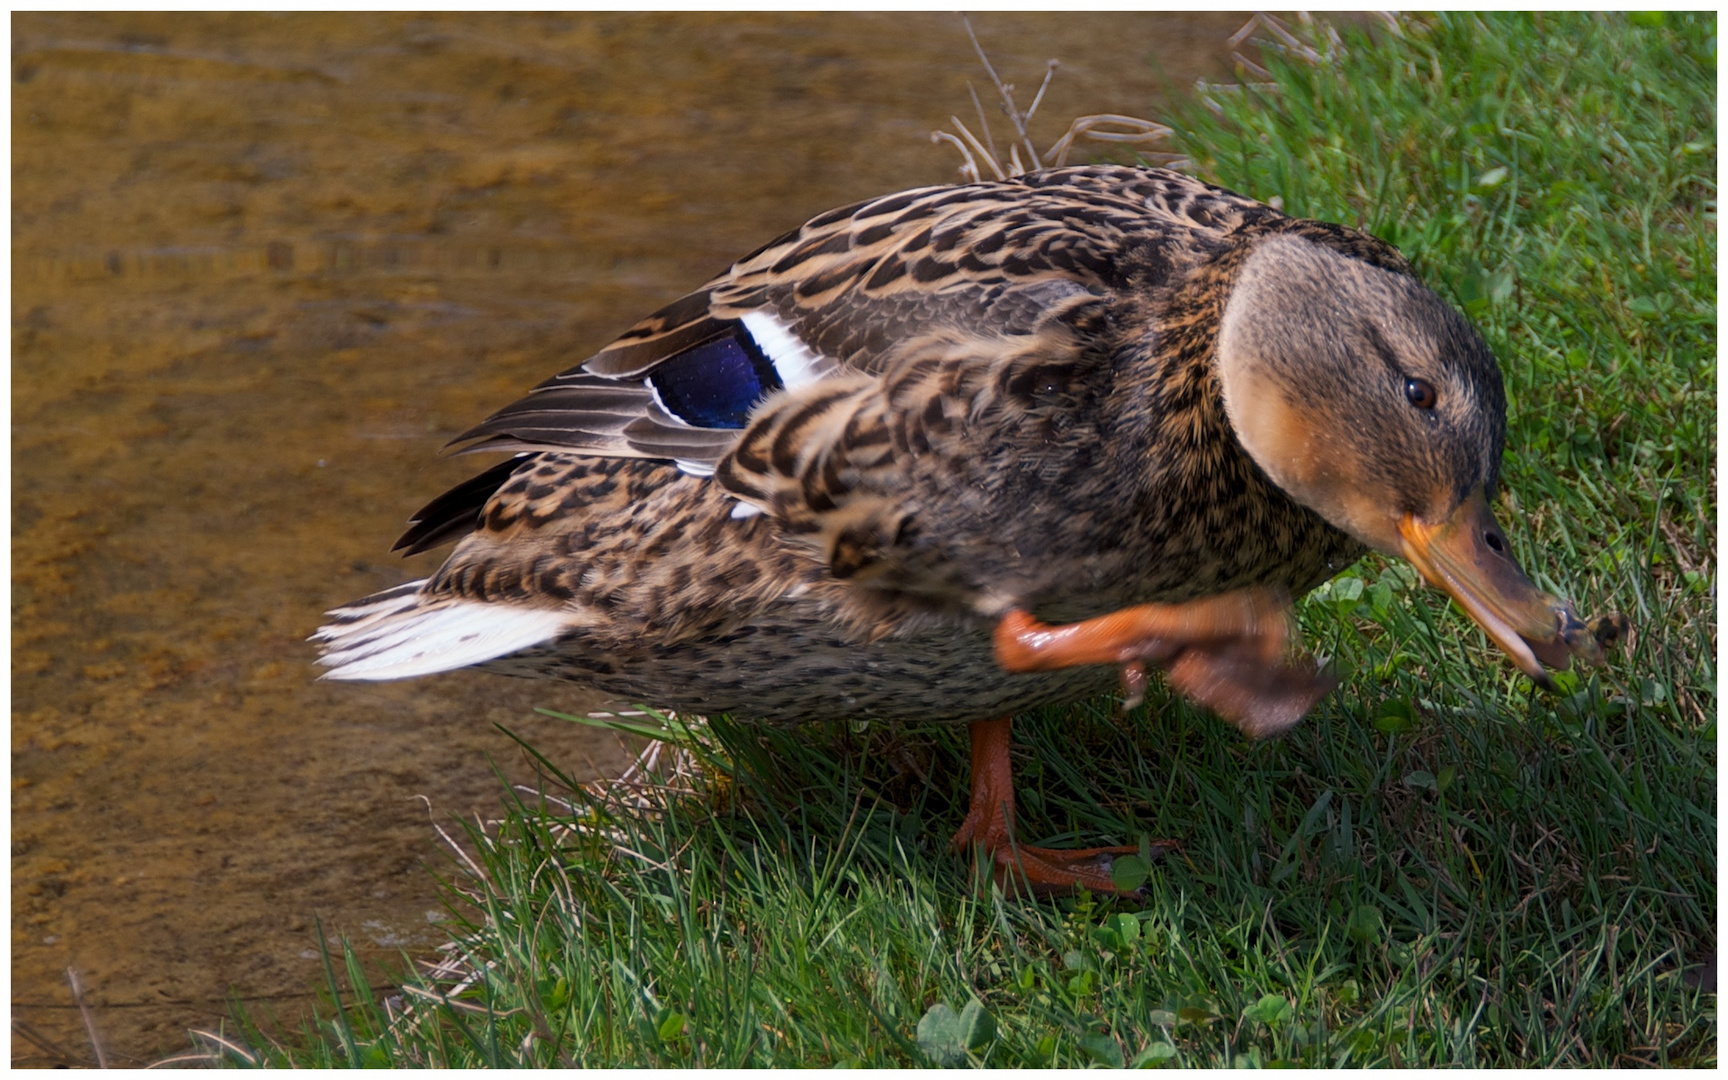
[315,164,1610,894]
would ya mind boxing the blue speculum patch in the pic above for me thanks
[647,329,784,428]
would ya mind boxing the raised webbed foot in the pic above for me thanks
[993,588,1334,738]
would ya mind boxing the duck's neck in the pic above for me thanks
[1104,232,1363,601]
[1110,237,1255,500]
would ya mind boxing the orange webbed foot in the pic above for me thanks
[959,839,1179,898]
[993,588,1333,737]
[951,716,1177,896]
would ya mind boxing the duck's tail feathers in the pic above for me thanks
[312,580,568,681]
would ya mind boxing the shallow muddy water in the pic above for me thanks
[12,11,1252,1064]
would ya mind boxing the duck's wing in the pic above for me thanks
[397,166,1278,554]
[445,166,1274,462]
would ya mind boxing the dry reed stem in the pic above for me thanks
[12,1015,81,1066]
[935,15,1175,180]
[184,1027,257,1066]
[65,967,109,1069]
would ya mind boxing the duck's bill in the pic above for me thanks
[1398,488,1604,691]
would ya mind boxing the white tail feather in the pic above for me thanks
[312,580,568,681]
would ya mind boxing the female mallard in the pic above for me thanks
[316,165,1606,893]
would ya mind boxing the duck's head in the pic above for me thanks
[1216,233,1604,689]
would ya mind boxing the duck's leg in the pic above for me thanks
[950,590,1329,895]
[949,715,1176,895]
[993,589,1335,738]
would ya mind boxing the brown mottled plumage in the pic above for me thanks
[322,167,1358,718]
[317,166,1606,887]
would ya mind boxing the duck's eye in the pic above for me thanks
[1404,378,1437,410]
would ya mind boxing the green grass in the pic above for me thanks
[214,13,1715,1068]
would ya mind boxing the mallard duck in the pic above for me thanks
[316,165,1607,893]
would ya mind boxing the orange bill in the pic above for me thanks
[1398,487,1605,691]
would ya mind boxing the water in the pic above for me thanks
[10,11,1251,1063]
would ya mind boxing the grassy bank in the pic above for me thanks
[216,13,1715,1067]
